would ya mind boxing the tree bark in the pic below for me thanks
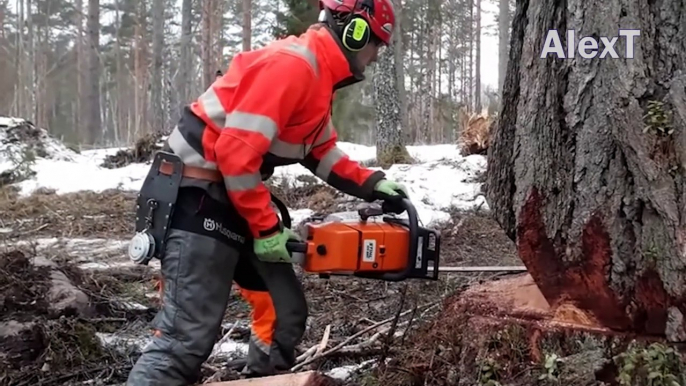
[373,26,407,168]
[177,0,193,116]
[486,0,686,341]
[151,0,165,134]
[497,0,510,95]
[474,0,481,113]
[242,0,251,51]
[74,0,84,140]
[86,0,100,144]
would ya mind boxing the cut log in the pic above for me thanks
[485,0,686,340]
[203,371,338,386]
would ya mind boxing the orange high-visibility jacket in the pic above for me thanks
[167,25,386,238]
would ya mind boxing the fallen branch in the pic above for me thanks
[290,300,439,372]
[317,324,331,355]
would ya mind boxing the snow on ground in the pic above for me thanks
[2,117,488,227]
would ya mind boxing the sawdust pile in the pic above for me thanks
[0,188,136,239]
[458,110,493,156]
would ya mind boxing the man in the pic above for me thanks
[127,0,407,384]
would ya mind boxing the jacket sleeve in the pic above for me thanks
[214,55,316,238]
[301,119,386,202]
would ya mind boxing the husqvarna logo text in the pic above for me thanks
[203,217,246,244]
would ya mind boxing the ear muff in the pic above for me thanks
[341,16,370,51]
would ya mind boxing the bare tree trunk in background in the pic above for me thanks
[373,22,406,167]
[74,0,84,139]
[497,0,509,96]
[213,1,224,72]
[425,0,438,144]
[151,0,165,134]
[486,0,686,342]
[201,0,214,88]
[467,0,472,110]
[14,0,23,118]
[0,1,7,38]
[392,0,408,142]
[473,0,481,113]
[133,0,148,138]
[176,0,193,117]
[86,0,100,144]
[113,1,125,142]
[242,0,251,51]
[26,0,35,122]
[35,0,50,129]
[418,2,431,144]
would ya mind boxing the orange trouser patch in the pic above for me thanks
[153,276,275,346]
[238,287,276,346]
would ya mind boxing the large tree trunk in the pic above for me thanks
[486,0,686,341]
[373,24,408,168]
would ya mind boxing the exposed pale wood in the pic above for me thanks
[204,371,324,386]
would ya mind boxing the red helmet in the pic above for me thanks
[319,0,396,46]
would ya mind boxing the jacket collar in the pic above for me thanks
[308,24,365,90]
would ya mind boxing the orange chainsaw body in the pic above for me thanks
[300,220,411,273]
[287,204,441,281]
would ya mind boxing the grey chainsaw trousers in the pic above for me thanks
[126,228,308,385]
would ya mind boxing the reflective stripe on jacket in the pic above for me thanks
[167,25,385,238]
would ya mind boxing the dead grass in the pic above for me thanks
[0,188,136,239]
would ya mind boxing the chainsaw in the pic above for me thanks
[271,194,441,282]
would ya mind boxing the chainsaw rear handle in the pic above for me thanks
[285,241,308,253]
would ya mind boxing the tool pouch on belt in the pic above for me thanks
[128,151,183,265]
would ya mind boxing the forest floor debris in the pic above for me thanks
[0,186,520,385]
[0,247,149,386]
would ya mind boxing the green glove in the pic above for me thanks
[254,227,301,263]
[374,179,409,199]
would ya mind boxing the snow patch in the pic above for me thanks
[3,122,488,226]
[0,117,79,172]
